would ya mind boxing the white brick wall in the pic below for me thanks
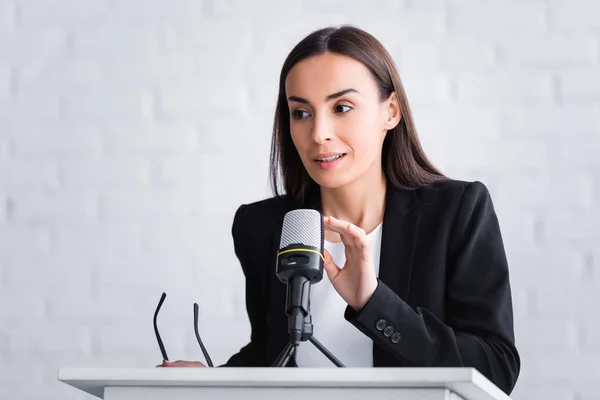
[0,1,598,399]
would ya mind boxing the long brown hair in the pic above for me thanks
[269,25,446,205]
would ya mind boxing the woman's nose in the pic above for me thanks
[311,114,333,143]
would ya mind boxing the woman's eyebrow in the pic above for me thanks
[288,88,359,104]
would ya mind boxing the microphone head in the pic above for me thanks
[279,209,323,250]
[276,209,324,284]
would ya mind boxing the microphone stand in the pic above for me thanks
[272,308,345,368]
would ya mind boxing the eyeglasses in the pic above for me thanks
[153,292,214,367]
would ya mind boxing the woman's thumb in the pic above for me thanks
[322,248,340,281]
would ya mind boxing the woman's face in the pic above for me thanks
[285,52,400,190]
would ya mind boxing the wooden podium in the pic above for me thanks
[58,367,511,400]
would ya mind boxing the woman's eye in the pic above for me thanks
[334,104,353,114]
[291,110,310,119]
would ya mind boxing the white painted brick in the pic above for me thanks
[502,104,600,137]
[550,0,600,31]
[18,0,110,30]
[401,74,452,106]
[515,316,580,353]
[495,174,594,210]
[362,9,447,43]
[203,0,305,18]
[439,38,497,70]
[412,105,502,139]
[0,28,69,68]
[52,223,142,256]
[18,58,106,98]
[140,222,209,255]
[578,386,600,400]
[455,71,553,104]
[580,318,600,351]
[0,135,8,157]
[6,325,92,359]
[0,289,46,320]
[0,62,9,100]
[198,114,274,155]
[559,69,600,102]
[530,277,600,319]
[496,210,538,249]
[0,1,16,34]
[110,0,207,26]
[510,384,577,400]
[506,246,588,296]
[59,157,151,187]
[0,327,6,354]
[91,323,186,358]
[100,189,194,221]
[65,86,155,120]
[0,192,5,223]
[12,191,98,223]
[71,22,160,62]
[45,290,139,323]
[439,138,549,172]
[0,159,59,189]
[548,138,600,169]
[514,317,579,351]
[159,80,249,117]
[102,51,195,87]
[527,351,600,384]
[10,122,103,156]
[103,120,199,155]
[543,211,600,247]
[162,17,253,52]
[0,360,46,385]
[399,39,497,74]
[156,152,265,188]
[0,226,49,255]
[0,92,62,122]
[500,34,596,68]
[449,0,547,39]
[3,253,93,293]
[92,252,196,293]
[154,156,205,186]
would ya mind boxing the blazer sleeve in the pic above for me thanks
[221,204,269,367]
[343,181,520,394]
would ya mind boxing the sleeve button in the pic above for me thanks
[383,326,394,337]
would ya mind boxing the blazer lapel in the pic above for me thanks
[377,183,420,302]
[301,181,420,301]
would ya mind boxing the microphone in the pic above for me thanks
[272,208,344,368]
[276,209,325,346]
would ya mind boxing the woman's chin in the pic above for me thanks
[310,173,351,190]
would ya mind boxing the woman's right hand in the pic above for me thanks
[156,360,206,368]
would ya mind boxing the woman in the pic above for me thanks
[158,25,520,395]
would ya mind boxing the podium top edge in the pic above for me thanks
[58,367,478,383]
[57,367,510,400]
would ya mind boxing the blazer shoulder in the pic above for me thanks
[231,194,291,248]
[234,194,291,226]
[415,178,493,206]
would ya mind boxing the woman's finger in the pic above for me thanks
[324,216,367,248]
[322,248,341,282]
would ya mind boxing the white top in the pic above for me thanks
[295,221,384,368]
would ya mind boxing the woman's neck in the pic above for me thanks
[320,172,387,242]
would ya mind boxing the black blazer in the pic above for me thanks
[222,178,520,395]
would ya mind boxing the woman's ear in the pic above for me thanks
[384,91,401,130]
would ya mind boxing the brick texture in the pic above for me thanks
[0,1,598,399]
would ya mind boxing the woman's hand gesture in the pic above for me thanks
[322,216,378,311]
